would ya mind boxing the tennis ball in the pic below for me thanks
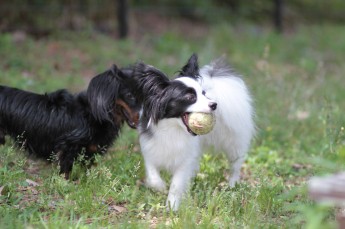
[188,112,215,135]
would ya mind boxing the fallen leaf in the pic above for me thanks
[25,179,40,187]
[108,205,127,213]
[0,185,9,196]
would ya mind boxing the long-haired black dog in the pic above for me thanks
[0,65,140,178]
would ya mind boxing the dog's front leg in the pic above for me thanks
[227,155,246,187]
[145,161,167,193]
[166,166,195,211]
[59,155,74,180]
[57,147,80,179]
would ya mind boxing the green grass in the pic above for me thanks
[0,23,345,228]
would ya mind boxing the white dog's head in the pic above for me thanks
[118,54,217,135]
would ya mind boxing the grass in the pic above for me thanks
[0,23,345,228]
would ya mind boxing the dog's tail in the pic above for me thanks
[199,56,236,79]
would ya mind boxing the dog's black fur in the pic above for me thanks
[120,62,200,132]
[0,65,140,178]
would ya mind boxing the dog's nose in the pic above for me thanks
[209,102,217,111]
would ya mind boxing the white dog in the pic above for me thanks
[120,54,255,210]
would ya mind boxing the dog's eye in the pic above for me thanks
[125,92,135,100]
[186,93,196,101]
[202,90,206,96]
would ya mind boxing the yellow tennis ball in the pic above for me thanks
[187,112,215,135]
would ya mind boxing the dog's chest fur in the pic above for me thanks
[139,118,200,172]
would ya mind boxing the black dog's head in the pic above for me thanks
[87,65,140,128]
[118,55,217,132]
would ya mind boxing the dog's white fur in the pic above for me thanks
[139,58,255,210]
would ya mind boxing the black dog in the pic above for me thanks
[0,65,140,178]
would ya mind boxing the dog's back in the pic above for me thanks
[0,86,82,157]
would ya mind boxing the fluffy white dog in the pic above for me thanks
[120,54,255,210]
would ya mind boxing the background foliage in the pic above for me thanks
[1,0,345,34]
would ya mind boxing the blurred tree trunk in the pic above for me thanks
[118,0,128,39]
[273,0,284,33]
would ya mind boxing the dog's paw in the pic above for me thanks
[145,178,167,193]
[228,176,240,188]
[166,194,181,211]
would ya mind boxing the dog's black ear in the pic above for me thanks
[180,53,199,77]
[134,62,169,81]
[132,62,171,125]
[117,66,136,92]
[118,67,133,80]
[133,62,170,95]
[87,65,120,122]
